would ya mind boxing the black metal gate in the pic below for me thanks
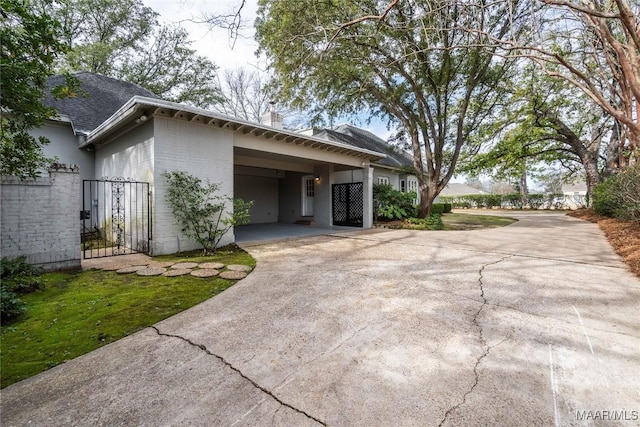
[82,178,152,259]
[332,182,364,227]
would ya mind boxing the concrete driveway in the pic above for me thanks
[2,212,639,426]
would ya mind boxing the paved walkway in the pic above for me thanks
[2,212,639,426]
[81,254,252,279]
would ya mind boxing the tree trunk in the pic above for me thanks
[583,157,601,207]
[519,166,529,208]
[603,121,622,178]
[418,181,438,217]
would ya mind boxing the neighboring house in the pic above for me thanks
[33,73,387,256]
[560,181,588,209]
[439,183,484,197]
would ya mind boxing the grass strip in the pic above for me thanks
[1,249,254,388]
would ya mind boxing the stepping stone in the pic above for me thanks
[116,265,147,274]
[226,264,252,272]
[171,262,199,269]
[190,269,220,278]
[220,271,247,280]
[199,262,225,269]
[163,269,192,277]
[137,267,167,276]
[147,261,175,268]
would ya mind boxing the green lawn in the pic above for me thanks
[0,248,254,389]
[441,212,517,230]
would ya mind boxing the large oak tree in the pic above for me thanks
[256,0,529,215]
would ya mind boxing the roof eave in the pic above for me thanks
[86,97,386,161]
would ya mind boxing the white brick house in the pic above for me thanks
[34,73,394,256]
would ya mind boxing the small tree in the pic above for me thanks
[162,171,252,254]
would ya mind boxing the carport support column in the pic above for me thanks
[363,164,373,228]
[314,164,333,227]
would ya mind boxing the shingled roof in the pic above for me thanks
[314,124,414,170]
[45,72,159,134]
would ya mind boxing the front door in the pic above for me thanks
[302,175,315,216]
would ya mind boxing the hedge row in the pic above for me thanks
[439,193,568,209]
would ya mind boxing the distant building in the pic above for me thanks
[560,181,588,209]
[439,183,484,197]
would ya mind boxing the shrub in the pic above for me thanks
[440,196,471,209]
[528,194,545,209]
[0,285,26,322]
[504,193,523,209]
[406,214,444,230]
[593,175,621,217]
[0,256,43,294]
[373,184,416,221]
[430,203,452,214]
[0,257,42,322]
[430,203,444,214]
[616,164,640,222]
[594,164,640,221]
[163,171,253,254]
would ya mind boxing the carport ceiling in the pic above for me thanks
[234,147,361,171]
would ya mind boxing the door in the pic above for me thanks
[332,182,364,227]
[82,178,152,259]
[302,175,315,216]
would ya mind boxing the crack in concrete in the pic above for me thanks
[339,234,627,270]
[150,326,326,426]
[438,255,513,427]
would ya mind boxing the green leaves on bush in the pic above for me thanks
[441,193,554,209]
[440,194,502,208]
[1,256,44,294]
[373,184,416,221]
[163,171,253,254]
[430,203,452,214]
[0,256,43,321]
[593,164,640,222]
[405,215,444,230]
[0,285,27,322]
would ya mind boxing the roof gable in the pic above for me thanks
[314,124,414,170]
[45,72,159,134]
[440,183,485,196]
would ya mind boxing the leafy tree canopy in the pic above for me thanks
[38,0,222,108]
[0,0,80,178]
[256,0,528,215]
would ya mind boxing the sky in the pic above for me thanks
[146,0,262,72]
[143,0,474,182]
[144,0,398,138]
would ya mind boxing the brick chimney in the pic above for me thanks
[261,101,283,129]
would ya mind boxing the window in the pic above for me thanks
[407,178,419,204]
[377,176,390,185]
[400,179,406,192]
[306,178,315,197]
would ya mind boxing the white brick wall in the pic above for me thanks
[0,168,81,271]
[153,117,235,255]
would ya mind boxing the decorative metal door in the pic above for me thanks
[82,178,152,259]
[332,182,364,227]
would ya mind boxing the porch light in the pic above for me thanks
[315,175,320,182]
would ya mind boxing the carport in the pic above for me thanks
[232,127,385,233]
